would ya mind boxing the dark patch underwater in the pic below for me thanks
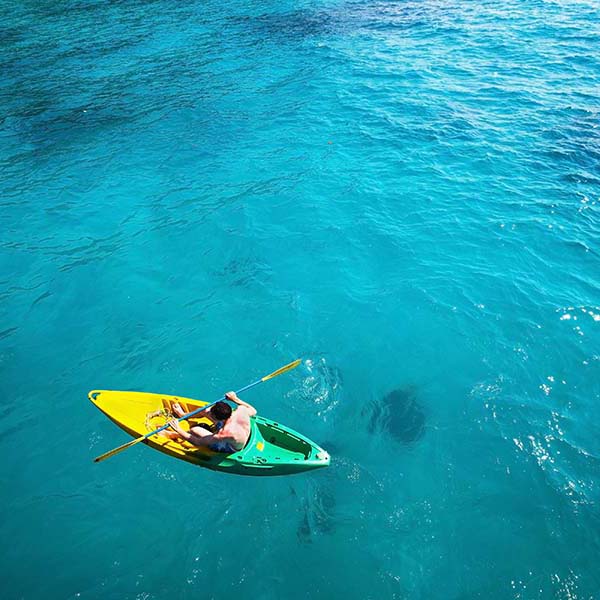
[364,386,426,444]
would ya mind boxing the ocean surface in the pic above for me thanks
[1,0,599,597]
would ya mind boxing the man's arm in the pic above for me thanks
[225,391,257,416]
[167,419,217,448]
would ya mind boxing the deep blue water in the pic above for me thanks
[1,0,599,597]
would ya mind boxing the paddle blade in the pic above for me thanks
[93,436,144,463]
[261,358,302,382]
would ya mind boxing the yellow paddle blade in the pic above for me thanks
[93,435,145,463]
[261,358,302,382]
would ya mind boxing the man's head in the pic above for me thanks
[211,401,232,422]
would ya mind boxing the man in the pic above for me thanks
[165,391,256,453]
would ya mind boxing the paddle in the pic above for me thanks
[93,358,302,463]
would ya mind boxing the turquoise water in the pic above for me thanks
[2,0,599,597]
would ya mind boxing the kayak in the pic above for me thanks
[89,390,330,476]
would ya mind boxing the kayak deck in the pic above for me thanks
[89,390,330,476]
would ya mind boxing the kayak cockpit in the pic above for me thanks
[256,419,313,460]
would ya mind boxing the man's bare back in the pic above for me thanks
[164,391,256,453]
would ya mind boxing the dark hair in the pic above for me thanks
[211,401,232,421]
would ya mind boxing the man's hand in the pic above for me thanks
[168,418,185,435]
[224,391,256,416]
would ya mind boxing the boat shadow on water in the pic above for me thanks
[289,372,427,542]
[292,481,337,543]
